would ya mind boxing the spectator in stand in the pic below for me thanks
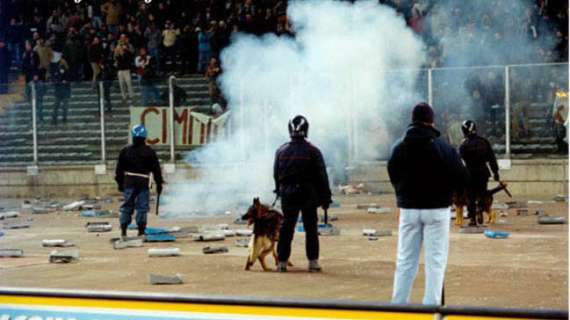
[144,23,162,75]
[101,0,122,34]
[161,21,180,74]
[51,57,71,125]
[179,24,198,75]
[554,105,568,154]
[88,37,104,90]
[135,47,160,106]
[34,38,52,81]
[205,57,222,106]
[6,18,23,67]
[197,27,212,73]
[114,41,134,105]
[99,46,116,112]
[0,40,11,95]
[63,28,84,82]
[160,78,187,107]
[22,40,45,121]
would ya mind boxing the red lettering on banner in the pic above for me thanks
[174,109,189,145]
[140,108,160,145]
[162,109,167,143]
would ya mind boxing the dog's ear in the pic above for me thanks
[253,197,260,207]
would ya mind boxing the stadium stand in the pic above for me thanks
[0,0,567,166]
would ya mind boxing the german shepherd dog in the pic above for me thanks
[242,198,293,271]
[454,182,511,226]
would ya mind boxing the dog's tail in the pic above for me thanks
[488,182,510,196]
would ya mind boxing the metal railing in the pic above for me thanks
[4,62,568,171]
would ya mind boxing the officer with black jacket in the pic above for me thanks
[274,115,332,273]
[388,103,467,305]
[459,120,500,226]
[115,124,164,238]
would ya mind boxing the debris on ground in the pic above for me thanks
[553,194,568,202]
[145,233,176,242]
[528,200,543,205]
[318,224,341,236]
[0,211,19,220]
[63,201,86,211]
[357,203,379,209]
[0,249,24,258]
[538,216,566,225]
[499,211,508,218]
[235,238,250,248]
[367,207,392,214]
[535,209,545,216]
[362,229,377,237]
[339,183,365,195]
[148,248,180,257]
[223,230,236,237]
[80,210,116,218]
[49,249,80,263]
[86,222,112,233]
[3,221,32,229]
[42,240,74,248]
[32,207,51,214]
[203,246,229,254]
[234,217,247,225]
[193,232,225,241]
[169,226,199,238]
[517,209,529,216]
[459,226,486,234]
[149,273,184,285]
[235,229,253,237]
[368,236,379,241]
[484,230,510,239]
[506,201,527,209]
[113,238,144,249]
[491,203,509,210]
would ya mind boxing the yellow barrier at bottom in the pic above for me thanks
[0,295,432,320]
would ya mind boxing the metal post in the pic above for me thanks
[504,66,511,158]
[428,68,433,106]
[168,75,176,163]
[99,81,106,163]
[31,82,38,165]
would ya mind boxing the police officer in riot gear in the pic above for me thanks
[274,115,332,272]
[459,120,499,226]
[115,124,164,237]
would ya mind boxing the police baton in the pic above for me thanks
[155,192,160,216]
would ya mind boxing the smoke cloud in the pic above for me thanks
[162,0,426,215]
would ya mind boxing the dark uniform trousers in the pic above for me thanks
[278,203,319,263]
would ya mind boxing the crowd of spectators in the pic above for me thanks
[0,0,567,121]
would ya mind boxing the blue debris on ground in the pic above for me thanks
[484,230,510,239]
[128,225,177,242]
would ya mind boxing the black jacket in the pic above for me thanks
[459,135,499,179]
[115,139,164,189]
[273,138,332,209]
[388,124,468,209]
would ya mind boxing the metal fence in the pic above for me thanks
[0,62,567,170]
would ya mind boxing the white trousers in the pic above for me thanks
[392,207,450,305]
[117,70,133,100]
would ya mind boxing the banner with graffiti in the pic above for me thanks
[130,107,231,145]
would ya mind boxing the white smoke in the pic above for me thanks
[162,0,425,215]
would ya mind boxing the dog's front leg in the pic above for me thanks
[455,205,464,226]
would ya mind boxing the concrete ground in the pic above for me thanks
[0,193,567,310]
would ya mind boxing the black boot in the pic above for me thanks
[137,224,146,236]
[120,224,127,238]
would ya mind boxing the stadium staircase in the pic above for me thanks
[0,75,211,167]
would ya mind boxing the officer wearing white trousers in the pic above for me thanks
[388,103,467,305]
